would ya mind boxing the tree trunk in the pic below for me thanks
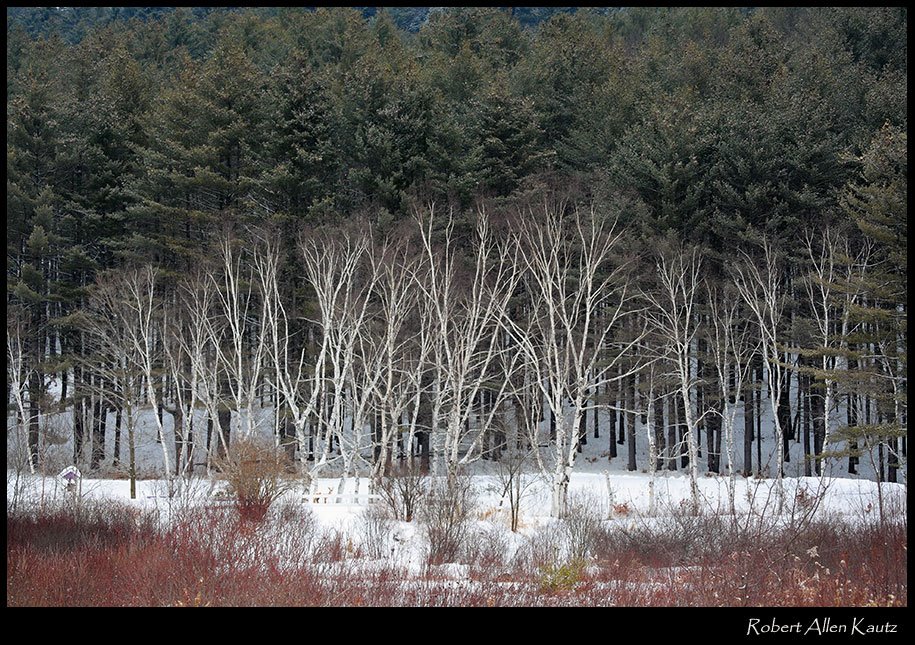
[607,387,617,460]
[695,345,703,460]
[755,358,762,476]
[627,375,637,472]
[778,355,792,464]
[802,370,812,477]
[127,405,136,500]
[372,411,382,464]
[593,383,600,439]
[419,431,430,472]
[714,406,722,475]
[28,370,41,471]
[60,366,68,404]
[677,394,688,469]
[667,400,678,472]
[217,407,231,459]
[877,437,885,483]
[74,396,86,466]
[92,394,106,470]
[655,393,665,471]
[551,471,570,519]
[549,402,556,442]
[811,379,825,476]
[577,405,587,452]
[281,415,296,464]
[173,407,184,476]
[113,406,122,467]
[887,436,898,483]
[847,353,859,474]
[706,402,721,473]
[184,414,195,474]
[156,401,164,443]
[742,380,753,477]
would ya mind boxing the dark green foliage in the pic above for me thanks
[6,7,906,481]
[262,55,342,221]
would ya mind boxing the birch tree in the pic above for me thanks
[641,359,663,516]
[706,280,759,516]
[208,235,270,442]
[300,225,379,489]
[97,266,175,480]
[254,234,323,479]
[642,246,704,513]
[7,307,36,473]
[732,240,787,511]
[84,269,163,495]
[159,271,220,477]
[415,206,521,479]
[504,201,643,518]
[801,228,872,474]
[366,237,431,481]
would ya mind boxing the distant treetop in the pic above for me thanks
[6,6,593,41]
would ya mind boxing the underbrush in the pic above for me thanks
[7,497,906,606]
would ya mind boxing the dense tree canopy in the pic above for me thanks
[6,7,907,489]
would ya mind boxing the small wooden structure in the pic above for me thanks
[58,466,82,494]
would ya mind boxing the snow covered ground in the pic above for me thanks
[8,399,907,564]
[8,405,907,608]
[7,464,906,576]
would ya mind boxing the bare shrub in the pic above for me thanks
[8,499,904,606]
[7,498,156,555]
[492,445,540,532]
[312,527,354,562]
[376,461,428,522]
[264,502,318,567]
[358,504,395,560]
[564,492,606,561]
[216,436,291,523]
[465,524,511,578]
[420,474,476,565]
[512,523,565,573]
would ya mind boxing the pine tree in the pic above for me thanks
[128,39,266,271]
[831,124,906,484]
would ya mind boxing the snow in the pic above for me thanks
[7,398,907,577]
[8,467,906,577]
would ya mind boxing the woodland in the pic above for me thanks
[6,7,907,515]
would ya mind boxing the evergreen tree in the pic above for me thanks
[128,39,266,271]
[262,54,342,221]
[833,124,906,482]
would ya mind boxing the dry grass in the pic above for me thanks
[7,496,906,607]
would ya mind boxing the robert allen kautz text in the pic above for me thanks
[747,617,899,636]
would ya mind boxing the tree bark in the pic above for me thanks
[113,406,122,467]
[742,381,753,476]
[28,370,41,471]
[801,369,812,477]
[627,374,637,472]
[655,392,665,470]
